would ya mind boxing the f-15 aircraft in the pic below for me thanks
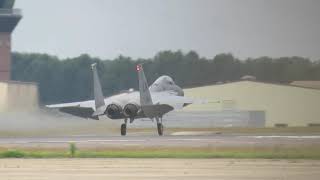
[47,64,199,136]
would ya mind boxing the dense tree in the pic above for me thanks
[11,51,320,104]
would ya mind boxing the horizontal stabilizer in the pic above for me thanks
[92,105,107,117]
[60,107,99,120]
[142,104,174,118]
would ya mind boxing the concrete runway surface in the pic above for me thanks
[0,159,319,180]
[0,134,320,149]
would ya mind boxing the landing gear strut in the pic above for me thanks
[121,118,127,136]
[156,117,164,136]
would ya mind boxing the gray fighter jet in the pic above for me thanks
[47,64,200,136]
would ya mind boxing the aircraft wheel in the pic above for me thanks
[157,123,163,136]
[121,124,127,136]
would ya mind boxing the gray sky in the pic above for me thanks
[13,0,320,60]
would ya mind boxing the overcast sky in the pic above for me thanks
[13,0,320,60]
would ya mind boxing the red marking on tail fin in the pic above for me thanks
[136,64,142,72]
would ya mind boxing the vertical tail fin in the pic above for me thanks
[91,63,105,110]
[137,64,153,106]
[136,64,173,118]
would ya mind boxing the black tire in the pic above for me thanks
[121,124,127,136]
[157,123,163,136]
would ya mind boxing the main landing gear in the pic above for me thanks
[157,123,163,136]
[120,117,164,136]
[121,118,127,136]
[156,117,164,136]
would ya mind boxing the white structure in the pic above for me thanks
[0,81,38,112]
[184,81,320,127]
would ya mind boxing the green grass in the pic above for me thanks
[0,148,319,159]
[0,150,26,158]
[69,142,77,158]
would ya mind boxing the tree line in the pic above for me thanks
[11,51,320,104]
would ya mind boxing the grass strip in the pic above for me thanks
[0,149,319,159]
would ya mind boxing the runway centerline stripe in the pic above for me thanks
[169,139,213,141]
[87,140,146,142]
[248,136,320,139]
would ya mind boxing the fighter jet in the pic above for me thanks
[47,64,199,136]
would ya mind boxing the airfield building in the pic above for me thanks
[183,81,320,127]
[0,81,39,112]
[0,0,39,112]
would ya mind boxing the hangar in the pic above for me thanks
[183,80,320,127]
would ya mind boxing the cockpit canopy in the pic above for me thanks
[152,76,174,86]
[149,75,184,96]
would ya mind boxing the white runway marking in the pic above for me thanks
[249,136,320,139]
[88,139,146,142]
[25,140,147,144]
[71,134,98,137]
[169,138,213,141]
[36,141,87,143]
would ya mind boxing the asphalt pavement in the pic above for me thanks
[0,134,319,149]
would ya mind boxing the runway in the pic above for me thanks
[0,134,320,149]
[0,134,319,179]
[0,159,319,180]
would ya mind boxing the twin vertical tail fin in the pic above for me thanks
[91,63,106,117]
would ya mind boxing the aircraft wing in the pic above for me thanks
[46,63,108,120]
[46,100,98,119]
[46,101,94,109]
